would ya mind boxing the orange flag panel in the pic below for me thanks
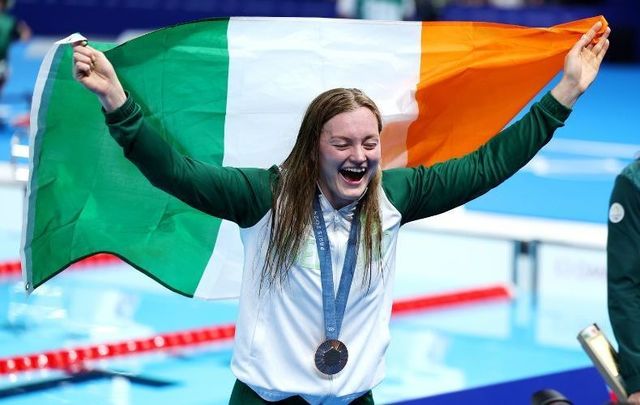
[382,16,608,169]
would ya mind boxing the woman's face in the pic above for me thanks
[318,107,381,209]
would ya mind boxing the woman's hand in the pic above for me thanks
[628,392,640,404]
[551,21,610,108]
[72,41,127,112]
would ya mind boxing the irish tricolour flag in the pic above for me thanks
[23,16,606,299]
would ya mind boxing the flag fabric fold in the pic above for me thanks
[22,16,607,299]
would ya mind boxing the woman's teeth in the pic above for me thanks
[340,167,366,181]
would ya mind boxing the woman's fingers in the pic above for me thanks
[74,61,92,77]
[73,52,93,66]
[571,21,603,56]
[592,27,611,56]
[72,44,108,84]
[581,21,602,45]
[73,49,95,76]
[595,38,610,64]
[73,44,100,68]
[72,43,93,57]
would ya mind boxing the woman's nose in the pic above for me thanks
[351,146,366,163]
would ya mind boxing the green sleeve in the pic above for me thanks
[607,173,640,394]
[104,96,276,228]
[382,91,571,224]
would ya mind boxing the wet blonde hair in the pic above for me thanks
[262,88,383,290]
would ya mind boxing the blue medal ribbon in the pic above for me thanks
[311,193,361,342]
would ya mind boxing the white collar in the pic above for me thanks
[316,187,361,231]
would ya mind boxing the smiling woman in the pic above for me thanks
[267,89,384,299]
[68,19,610,404]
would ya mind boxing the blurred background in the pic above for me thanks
[0,0,639,404]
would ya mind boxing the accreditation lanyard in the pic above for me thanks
[311,194,361,341]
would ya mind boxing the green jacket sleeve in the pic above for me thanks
[382,92,571,223]
[104,96,276,228]
[607,171,640,394]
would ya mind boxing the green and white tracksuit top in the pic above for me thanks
[105,92,570,404]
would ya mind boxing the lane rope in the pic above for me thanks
[0,284,510,375]
[0,254,122,278]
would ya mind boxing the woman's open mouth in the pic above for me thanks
[339,167,367,183]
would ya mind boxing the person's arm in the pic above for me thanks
[608,171,640,402]
[383,92,569,222]
[14,20,30,41]
[383,21,609,222]
[72,43,275,227]
[105,97,275,227]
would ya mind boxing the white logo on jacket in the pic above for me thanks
[609,202,625,223]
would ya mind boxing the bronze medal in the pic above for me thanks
[315,339,348,375]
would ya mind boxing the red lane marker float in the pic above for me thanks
[0,260,21,277]
[0,284,510,376]
[0,324,236,375]
[0,254,122,278]
[391,284,511,315]
[12,113,30,129]
[609,390,618,404]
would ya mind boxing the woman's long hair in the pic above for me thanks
[261,88,383,290]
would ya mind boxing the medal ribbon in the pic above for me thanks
[312,193,361,341]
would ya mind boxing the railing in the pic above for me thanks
[405,208,607,313]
